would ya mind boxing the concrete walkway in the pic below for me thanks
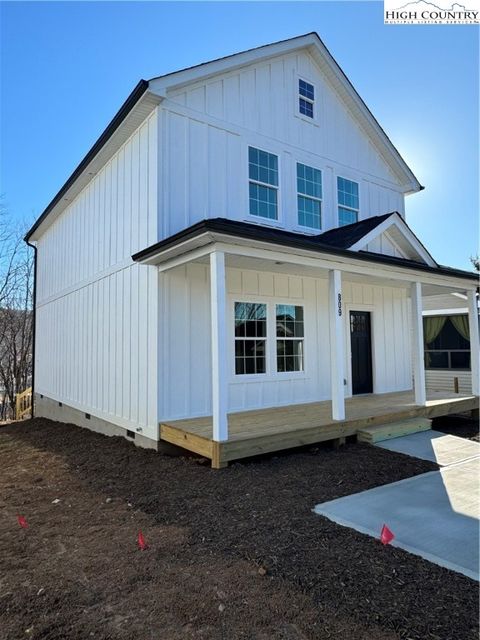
[376,430,480,466]
[314,441,480,580]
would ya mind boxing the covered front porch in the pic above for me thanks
[132,218,480,468]
[161,390,478,468]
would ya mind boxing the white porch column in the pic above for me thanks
[328,269,345,421]
[210,250,228,442]
[467,289,480,396]
[411,281,426,406]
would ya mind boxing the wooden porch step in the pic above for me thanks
[357,418,432,444]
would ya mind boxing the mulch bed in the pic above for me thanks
[0,417,478,640]
[432,415,479,442]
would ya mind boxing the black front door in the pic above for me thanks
[350,310,373,395]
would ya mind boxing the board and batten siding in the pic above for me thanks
[364,233,407,259]
[35,111,160,439]
[156,50,405,240]
[159,264,412,421]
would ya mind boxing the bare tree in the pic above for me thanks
[0,200,34,420]
[470,255,479,272]
[0,199,23,313]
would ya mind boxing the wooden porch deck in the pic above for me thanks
[160,391,479,468]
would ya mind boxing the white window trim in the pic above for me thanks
[246,144,283,228]
[336,175,361,226]
[229,296,307,383]
[295,162,323,232]
[233,299,268,378]
[295,75,319,126]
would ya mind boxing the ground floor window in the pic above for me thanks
[276,304,304,372]
[234,301,305,375]
[424,315,470,370]
[234,302,267,375]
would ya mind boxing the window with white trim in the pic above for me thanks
[298,79,314,118]
[337,177,359,226]
[276,304,304,372]
[297,163,322,230]
[248,147,278,220]
[234,302,267,375]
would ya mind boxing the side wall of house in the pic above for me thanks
[425,370,472,394]
[156,49,405,241]
[35,111,160,440]
[159,264,412,421]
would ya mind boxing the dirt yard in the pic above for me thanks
[0,417,478,640]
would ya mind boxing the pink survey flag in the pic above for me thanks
[137,531,148,550]
[380,524,395,545]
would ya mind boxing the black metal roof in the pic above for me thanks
[132,218,478,283]
[318,213,393,249]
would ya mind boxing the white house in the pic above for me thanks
[26,33,479,467]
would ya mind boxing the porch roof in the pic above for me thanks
[132,218,478,284]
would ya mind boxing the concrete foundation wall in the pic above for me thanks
[34,393,160,451]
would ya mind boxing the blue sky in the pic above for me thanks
[1,1,478,269]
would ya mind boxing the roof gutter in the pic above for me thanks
[25,79,149,242]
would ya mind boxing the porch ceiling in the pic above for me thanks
[163,251,471,295]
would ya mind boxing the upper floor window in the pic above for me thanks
[248,147,278,220]
[299,79,314,118]
[297,163,322,230]
[337,177,359,226]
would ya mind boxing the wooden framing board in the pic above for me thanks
[159,391,479,468]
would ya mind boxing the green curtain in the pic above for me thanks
[424,316,447,345]
[450,315,470,342]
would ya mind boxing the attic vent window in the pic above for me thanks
[298,79,314,118]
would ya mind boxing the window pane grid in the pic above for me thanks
[249,147,278,186]
[234,302,267,375]
[249,183,278,220]
[299,79,314,101]
[249,147,278,220]
[298,79,314,119]
[297,163,322,229]
[337,177,359,227]
[338,206,358,226]
[299,99,313,118]
[277,340,304,373]
[276,305,304,372]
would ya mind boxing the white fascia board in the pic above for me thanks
[350,213,437,267]
[138,232,476,290]
[148,34,317,95]
[305,40,421,192]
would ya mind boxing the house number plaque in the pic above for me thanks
[337,293,342,316]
